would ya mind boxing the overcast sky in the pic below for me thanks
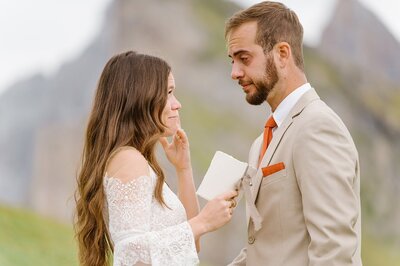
[237,0,400,45]
[0,0,399,95]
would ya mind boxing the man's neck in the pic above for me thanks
[267,71,307,112]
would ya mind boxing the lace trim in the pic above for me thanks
[104,173,199,265]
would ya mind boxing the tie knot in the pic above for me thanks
[265,116,277,128]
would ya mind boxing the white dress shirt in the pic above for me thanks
[272,83,311,131]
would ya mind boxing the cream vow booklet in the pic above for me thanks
[197,151,248,201]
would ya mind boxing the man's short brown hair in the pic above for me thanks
[225,1,304,71]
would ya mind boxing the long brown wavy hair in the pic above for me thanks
[75,51,171,266]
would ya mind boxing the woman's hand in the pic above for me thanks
[159,128,191,171]
[189,190,238,239]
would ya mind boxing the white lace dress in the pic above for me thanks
[104,167,199,266]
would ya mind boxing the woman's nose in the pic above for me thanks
[172,96,181,110]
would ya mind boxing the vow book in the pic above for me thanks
[197,151,248,201]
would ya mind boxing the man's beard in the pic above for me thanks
[246,55,279,105]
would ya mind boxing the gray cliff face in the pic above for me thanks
[0,30,111,206]
[316,0,400,240]
[319,0,400,84]
[0,0,399,263]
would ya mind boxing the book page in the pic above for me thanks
[196,151,248,201]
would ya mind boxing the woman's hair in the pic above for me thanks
[75,51,171,266]
[225,1,304,71]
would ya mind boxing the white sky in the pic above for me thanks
[0,0,112,95]
[0,0,399,95]
[236,0,400,45]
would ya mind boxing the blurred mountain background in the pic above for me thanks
[0,0,399,265]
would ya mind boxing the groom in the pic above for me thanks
[226,2,361,265]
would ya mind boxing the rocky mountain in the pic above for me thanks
[316,0,400,243]
[319,0,400,84]
[0,0,399,264]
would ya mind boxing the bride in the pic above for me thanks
[75,51,238,266]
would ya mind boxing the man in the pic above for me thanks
[226,2,361,265]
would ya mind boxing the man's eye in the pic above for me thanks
[168,90,173,94]
[241,57,248,63]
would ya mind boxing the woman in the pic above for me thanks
[75,51,237,266]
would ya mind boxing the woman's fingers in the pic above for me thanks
[229,198,237,208]
[216,190,238,201]
[214,190,238,216]
[159,137,169,150]
[174,128,188,145]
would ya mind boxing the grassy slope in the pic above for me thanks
[0,205,78,266]
[362,233,400,266]
[1,203,400,266]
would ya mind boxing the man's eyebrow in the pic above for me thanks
[228,49,249,58]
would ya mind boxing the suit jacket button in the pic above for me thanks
[248,236,255,244]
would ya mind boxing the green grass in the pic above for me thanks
[362,232,400,266]
[0,205,78,266]
[1,205,399,265]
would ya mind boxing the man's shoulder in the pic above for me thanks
[289,88,338,123]
[296,98,355,143]
[300,98,342,124]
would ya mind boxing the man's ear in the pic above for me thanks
[275,42,291,68]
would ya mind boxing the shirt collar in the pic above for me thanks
[272,83,311,127]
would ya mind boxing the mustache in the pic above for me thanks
[239,80,252,86]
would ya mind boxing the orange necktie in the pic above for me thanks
[258,116,277,166]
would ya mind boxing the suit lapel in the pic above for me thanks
[248,135,262,196]
[251,88,320,204]
[251,119,293,203]
[246,135,262,224]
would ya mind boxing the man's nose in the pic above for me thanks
[231,63,244,80]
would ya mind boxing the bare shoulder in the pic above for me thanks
[106,147,150,183]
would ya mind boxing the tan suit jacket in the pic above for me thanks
[229,89,361,266]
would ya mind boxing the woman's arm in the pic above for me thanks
[176,167,200,221]
[160,129,201,249]
[159,129,200,216]
[160,129,239,252]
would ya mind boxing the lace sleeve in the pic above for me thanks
[105,175,199,266]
